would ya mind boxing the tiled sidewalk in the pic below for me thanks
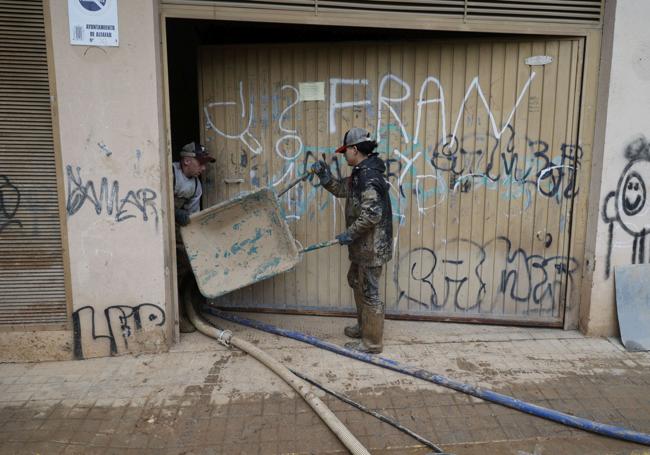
[1,313,650,454]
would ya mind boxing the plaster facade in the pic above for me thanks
[50,0,172,358]
[585,0,650,335]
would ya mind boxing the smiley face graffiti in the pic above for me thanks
[622,171,646,216]
[602,135,650,278]
[614,151,650,236]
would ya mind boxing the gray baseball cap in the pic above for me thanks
[335,128,372,154]
[180,142,215,163]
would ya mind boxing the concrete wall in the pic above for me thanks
[49,0,172,358]
[584,0,650,335]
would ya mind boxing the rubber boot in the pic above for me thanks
[343,290,363,339]
[344,304,384,354]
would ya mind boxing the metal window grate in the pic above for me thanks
[466,0,602,22]
[162,0,603,24]
[0,0,68,327]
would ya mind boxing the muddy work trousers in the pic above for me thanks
[347,263,383,309]
[346,263,384,352]
[349,262,384,315]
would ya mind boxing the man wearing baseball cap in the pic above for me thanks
[173,141,215,333]
[311,128,393,354]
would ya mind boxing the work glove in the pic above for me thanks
[175,208,190,226]
[310,160,332,186]
[336,231,354,246]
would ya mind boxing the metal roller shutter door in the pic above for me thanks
[198,36,583,326]
[0,0,67,327]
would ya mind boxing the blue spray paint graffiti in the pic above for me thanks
[204,73,580,223]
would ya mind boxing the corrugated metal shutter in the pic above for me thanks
[162,0,602,24]
[198,36,583,326]
[0,0,68,326]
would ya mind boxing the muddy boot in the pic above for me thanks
[344,304,384,354]
[344,290,363,338]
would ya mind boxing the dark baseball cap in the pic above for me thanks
[180,142,215,163]
[335,128,372,154]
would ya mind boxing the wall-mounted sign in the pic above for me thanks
[525,55,553,66]
[299,82,325,101]
[68,0,119,47]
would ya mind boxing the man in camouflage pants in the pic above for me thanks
[311,128,393,354]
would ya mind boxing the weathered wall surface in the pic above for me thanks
[0,331,73,362]
[49,1,171,358]
[586,0,650,335]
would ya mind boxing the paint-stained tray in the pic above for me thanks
[180,188,300,298]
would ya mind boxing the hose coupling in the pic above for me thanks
[217,329,233,347]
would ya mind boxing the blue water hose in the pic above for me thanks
[204,307,650,447]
